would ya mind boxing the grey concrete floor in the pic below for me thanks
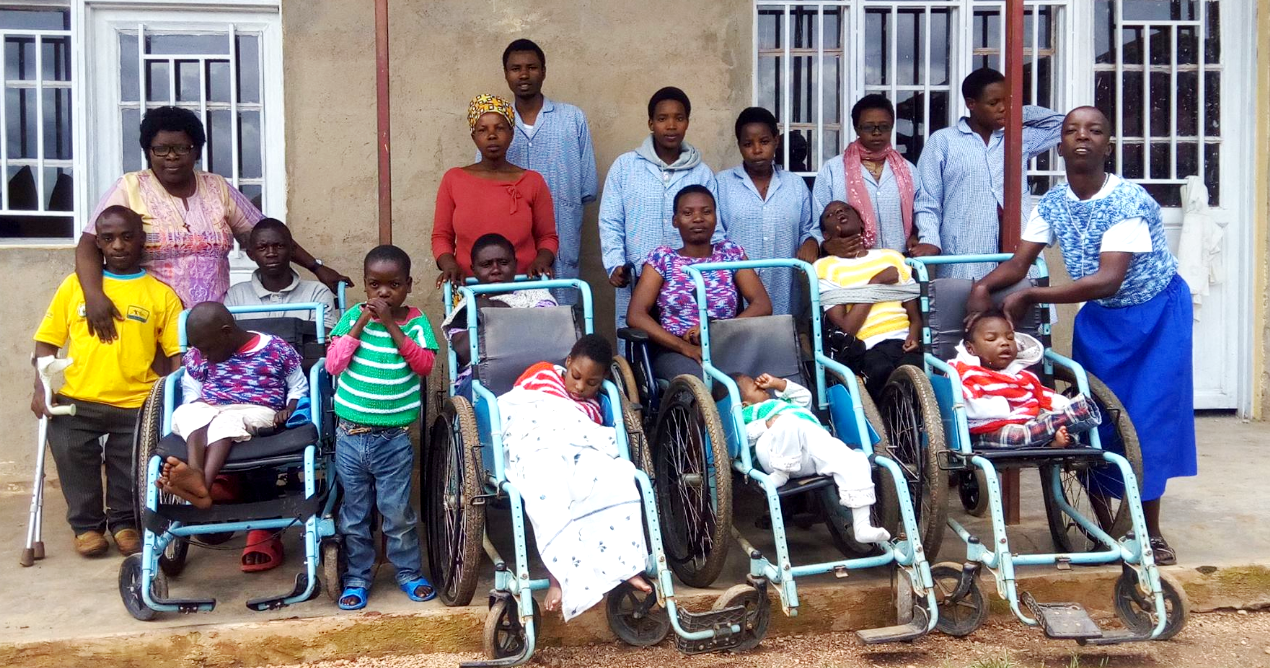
[0,415,1263,645]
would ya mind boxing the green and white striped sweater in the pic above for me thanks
[740,380,821,449]
[331,304,437,427]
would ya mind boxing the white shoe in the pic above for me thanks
[766,470,790,488]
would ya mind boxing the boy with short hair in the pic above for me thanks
[814,200,923,397]
[325,245,438,610]
[224,218,339,331]
[32,205,183,557]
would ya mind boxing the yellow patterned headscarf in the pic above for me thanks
[468,94,514,130]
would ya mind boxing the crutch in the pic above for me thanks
[20,356,75,567]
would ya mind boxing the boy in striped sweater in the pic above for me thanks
[734,372,890,544]
[325,245,437,610]
[951,309,1100,449]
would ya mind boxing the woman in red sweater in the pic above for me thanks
[433,94,559,287]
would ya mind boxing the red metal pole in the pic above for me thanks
[1001,0,1025,525]
[374,0,392,245]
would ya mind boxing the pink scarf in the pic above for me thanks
[843,140,915,249]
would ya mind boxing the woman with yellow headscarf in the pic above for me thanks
[432,94,559,287]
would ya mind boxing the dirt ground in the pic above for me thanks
[271,610,1270,668]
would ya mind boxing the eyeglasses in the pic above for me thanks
[858,123,893,136]
[149,144,194,157]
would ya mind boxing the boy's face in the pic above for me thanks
[820,202,863,247]
[967,82,1008,132]
[648,100,688,155]
[188,325,236,364]
[737,122,778,172]
[95,212,144,273]
[247,227,293,276]
[672,192,717,245]
[735,375,768,405]
[471,245,515,284]
[966,316,1018,371]
[504,50,545,99]
[364,259,413,309]
[563,354,606,401]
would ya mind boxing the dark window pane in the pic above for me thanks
[1177,26,1198,65]
[146,33,229,56]
[1148,25,1172,66]
[1035,57,1052,109]
[1122,142,1144,179]
[1122,27,1143,65]
[146,60,170,103]
[5,88,36,159]
[1122,71,1144,138]
[790,55,813,124]
[1176,142,1199,178]
[0,214,73,239]
[897,8,923,86]
[931,9,949,85]
[44,166,72,211]
[1095,0,1115,64]
[42,37,70,82]
[239,183,263,212]
[1143,183,1182,208]
[1204,1,1220,63]
[236,35,260,104]
[0,9,69,31]
[1204,143,1220,206]
[758,55,780,121]
[824,8,842,50]
[892,90,924,161]
[4,165,35,209]
[1123,0,1196,21]
[1095,71,1117,135]
[207,109,232,178]
[974,9,1000,50]
[5,37,36,81]
[1149,71,1171,137]
[822,129,841,166]
[42,88,72,161]
[757,8,781,50]
[239,111,262,179]
[207,60,231,103]
[824,55,841,127]
[865,9,887,86]
[781,128,812,173]
[1149,142,1171,180]
[121,108,141,173]
[1204,71,1220,136]
[1176,71,1198,136]
[176,60,200,102]
[928,90,950,136]
[119,33,138,102]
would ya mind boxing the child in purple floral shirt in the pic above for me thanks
[157,302,307,509]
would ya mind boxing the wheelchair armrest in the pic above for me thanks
[617,327,650,344]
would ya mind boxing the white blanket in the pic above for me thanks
[498,388,648,621]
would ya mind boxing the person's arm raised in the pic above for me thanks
[999,251,1131,324]
[965,240,1045,315]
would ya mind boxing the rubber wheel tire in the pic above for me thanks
[483,595,543,660]
[1114,570,1189,641]
[621,397,654,484]
[1042,368,1143,553]
[119,553,166,621]
[606,581,671,647]
[958,469,991,518]
[424,396,485,607]
[652,375,733,588]
[878,364,949,561]
[132,381,166,529]
[321,538,346,603]
[612,357,642,419]
[929,562,988,637]
[712,584,771,652]
[158,537,188,577]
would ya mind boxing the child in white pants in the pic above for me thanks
[734,373,890,544]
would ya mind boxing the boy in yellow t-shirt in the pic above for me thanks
[31,206,183,558]
[813,201,922,398]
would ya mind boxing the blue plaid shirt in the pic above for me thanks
[811,155,925,253]
[914,106,1064,279]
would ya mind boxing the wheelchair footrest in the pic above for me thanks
[855,603,930,644]
[1022,592,1102,640]
[246,572,311,611]
[673,604,748,654]
[154,594,216,613]
[1080,628,1150,646]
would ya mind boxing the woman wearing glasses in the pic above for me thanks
[811,95,937,257]
[75,106,349,341]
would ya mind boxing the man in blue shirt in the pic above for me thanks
[914,68,1064,279]
[494,39,599,304]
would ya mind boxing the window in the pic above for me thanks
[1,7,74,240]
[1093,0,1220,206]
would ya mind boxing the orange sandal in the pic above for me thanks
[240,530,284,572]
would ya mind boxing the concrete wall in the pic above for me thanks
[1256,3,1270,419]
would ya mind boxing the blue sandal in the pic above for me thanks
[338,586,368,611]
[400,576,436,602]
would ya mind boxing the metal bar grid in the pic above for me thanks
[816,6,824,167]
[783,4,792,170]
[1,18,74,219]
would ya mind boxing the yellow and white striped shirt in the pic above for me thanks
[814,250,913,348]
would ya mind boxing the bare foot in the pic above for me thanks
[544,576,562,613]
[627,573,653,594]
[160,456,213,509]
[1052,426,1071,448]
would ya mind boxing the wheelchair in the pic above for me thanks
[427,277,760,667]
[618,259,940,646]
[121,300,343,620]
[873,253,1187,642]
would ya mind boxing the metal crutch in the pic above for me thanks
[20,356,75,567]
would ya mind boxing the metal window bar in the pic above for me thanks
[1,20,74,222]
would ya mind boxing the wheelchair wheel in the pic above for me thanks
[482,594,542,660]
[1043,368,1143,553]
[621,397,654,481]
[321,538,346,603]
[878,365,948,560]
[820,466,900,559]
[612,357,641,411]
[425,396,485,607]
[712,584,771,652]
[957,470,991,518]
[652,375,732,588]
[158,537,188,577]
[1114,569,1188,641]
[132,381,166,528]
[929,562,988,637]
[606,580,670,647]
[119,553,166,621]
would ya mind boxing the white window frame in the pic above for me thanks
[0,0,283,248]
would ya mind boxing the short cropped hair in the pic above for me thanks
[734,107,779,140]
[140,106,206,153]
[648,86,691,120]
[96,205,143,231]
[851,94,895,127]
[471,233,515,263]
[673,184,715,212]
[961,67,1005,102]
[249,218,292,245]
[502,39,545,68]
[569,333,613,368]
[364,244,412,276]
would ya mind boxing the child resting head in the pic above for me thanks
[563,334,613,402]
[962,307,1019,371]
[819,200,868,259]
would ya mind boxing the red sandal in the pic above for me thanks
[240,530,284,572]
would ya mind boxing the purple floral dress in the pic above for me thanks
[645,239,747,337]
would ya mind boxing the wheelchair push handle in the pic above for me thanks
[35,356,76,417]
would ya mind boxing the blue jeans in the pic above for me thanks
[335,422,422,590]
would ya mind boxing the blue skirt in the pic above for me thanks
[1072,275,1197,501]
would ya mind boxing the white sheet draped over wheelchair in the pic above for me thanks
[498,388,648,621]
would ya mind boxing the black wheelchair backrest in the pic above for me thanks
[476,306,582,396]
[239,316,324,373]
[927,278,1047,362]
[709,315,809,388]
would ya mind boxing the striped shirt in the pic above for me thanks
[513,361,603,424]
[330,305,438,427]
[811,155,926,253]
[951,362,1055,434]
[814,250,914,347]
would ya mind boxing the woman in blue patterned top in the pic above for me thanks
[717,107,818,316]
[627,186,771,381]
[967,107,1195,565]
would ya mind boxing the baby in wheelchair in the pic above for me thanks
[952,308,1101,449]
[732,372,890,544]
[157,302,307,509]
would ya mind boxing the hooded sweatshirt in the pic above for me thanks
[950,332,1070,434]
[634,135,703,171]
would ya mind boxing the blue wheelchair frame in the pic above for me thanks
[909,254,1173,642]
[439,277,748,668]
[131,300,339,616]
[682,259,939,640]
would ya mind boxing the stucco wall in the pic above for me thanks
[1257,1,1270,419]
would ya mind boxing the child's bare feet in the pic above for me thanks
[159,456,213,509]
[1052,426,1071,448]
[544,575,563,613]
[626,573,653,594]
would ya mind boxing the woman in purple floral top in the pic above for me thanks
[627,185,772,380]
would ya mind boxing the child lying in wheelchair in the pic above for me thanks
[952,309,1101,449]
[732,372,890,544]
[497,334,653,621]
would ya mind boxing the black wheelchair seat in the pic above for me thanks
[926,277,1046,362]
[475,305,582,396]
[157,422,320,471]
[775,474,835,498]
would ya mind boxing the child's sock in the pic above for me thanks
[849,505,891,543]
[766,469,791,488]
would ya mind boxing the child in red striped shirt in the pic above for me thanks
[951,309,1100,449]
